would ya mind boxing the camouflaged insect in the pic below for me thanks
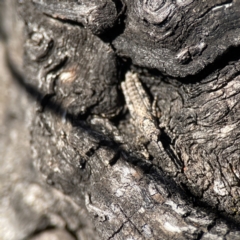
[121,72,160,141]
[121,72,181,172]
[121,72,169,157]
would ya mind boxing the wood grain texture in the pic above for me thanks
[2,0,240,239]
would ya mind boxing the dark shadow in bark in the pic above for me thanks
[146,45,240,85]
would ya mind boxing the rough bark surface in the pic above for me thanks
[1,0,240,239]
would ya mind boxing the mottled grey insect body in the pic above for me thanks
[121,72,161,144]
[121,72,180,171]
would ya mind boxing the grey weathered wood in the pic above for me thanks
[1,0,240,239]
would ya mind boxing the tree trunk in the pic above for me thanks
[1,0,240,239]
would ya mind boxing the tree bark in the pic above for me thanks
[1,0,240,239]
